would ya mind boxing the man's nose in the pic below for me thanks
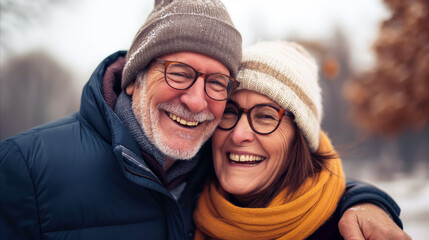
[180,76,208,113]
[230,115,255,145]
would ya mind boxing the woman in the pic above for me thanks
[194,41,347,239]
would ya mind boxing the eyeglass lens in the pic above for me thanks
[165,62,232,100]
[219,102,283,134]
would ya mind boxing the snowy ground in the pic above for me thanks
[372,176,429,239]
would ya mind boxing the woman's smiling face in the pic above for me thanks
[212,90,296,198]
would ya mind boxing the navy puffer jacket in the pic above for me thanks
[0,52,402,240]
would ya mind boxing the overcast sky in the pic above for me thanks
[1,0,390,89]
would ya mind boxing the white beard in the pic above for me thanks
[132,83,220,160]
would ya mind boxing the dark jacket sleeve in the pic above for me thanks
[0,139,41,240]
[340,178,403,229]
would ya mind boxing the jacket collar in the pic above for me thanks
[79,51,140,152]
[78,51,172,194]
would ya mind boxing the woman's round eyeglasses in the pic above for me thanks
[218,101,294,135]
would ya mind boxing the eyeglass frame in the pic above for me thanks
[218,100,295,135]
[153,58,240,101]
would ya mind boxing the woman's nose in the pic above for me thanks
[230,115,255,145]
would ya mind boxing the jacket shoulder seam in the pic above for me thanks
[10,114,80,139]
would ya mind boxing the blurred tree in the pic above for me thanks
[0,51,79,140]
[345,0,429,136]
[301,29,428,174]
[0,0,71,53]
[299,30,358,146]
[322,55,340,80]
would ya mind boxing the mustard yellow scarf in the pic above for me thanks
[193,132,345,240]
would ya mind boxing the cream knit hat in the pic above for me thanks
[121,0,242,89]
[237,41,322,152]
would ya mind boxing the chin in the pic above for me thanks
[220,179,252,196]
[156,136,201,160]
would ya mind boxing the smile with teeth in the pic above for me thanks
[168,112,201,127]
[229,153,265,165]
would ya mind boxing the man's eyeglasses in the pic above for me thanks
[154,59,239,101]
[218,101,295,135]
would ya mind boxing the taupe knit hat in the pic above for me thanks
[237,41,322,152]
[121,0,242,89]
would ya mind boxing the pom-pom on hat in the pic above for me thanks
[122,0,242,89]
[237,41,322,152]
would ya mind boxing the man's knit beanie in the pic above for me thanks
[237,41,322,152]
[121,0,242,89]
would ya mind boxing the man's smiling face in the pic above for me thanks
[126,52,229,160]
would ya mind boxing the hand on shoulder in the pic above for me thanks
[339,203,412,240]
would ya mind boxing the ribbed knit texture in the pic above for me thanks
[114,91,199,183]
[193,132,346,240]
[237,41,322,152]
[122,0,242,89]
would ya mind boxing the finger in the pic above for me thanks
[338,211,365,240]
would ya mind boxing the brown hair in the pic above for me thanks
[228,124,337,208]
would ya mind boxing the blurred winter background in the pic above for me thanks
[1,0,428,238]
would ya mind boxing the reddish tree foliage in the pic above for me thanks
[322,55,341,81]
[345,0,429,136]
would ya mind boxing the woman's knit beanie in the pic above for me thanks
[121,0,242,89]
[237,41,322,152]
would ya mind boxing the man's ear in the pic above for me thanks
[126,82,136,95]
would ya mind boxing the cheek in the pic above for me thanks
[276,132,294,155]
[276,122,296,153]
[212,129,227,154]
[265,124,296,171]
[208,101,226,121]
[212,130,228,164]
[145,73,175,103]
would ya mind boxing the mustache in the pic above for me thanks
[158,102,215,122]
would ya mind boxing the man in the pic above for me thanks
[0,0,409,239]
